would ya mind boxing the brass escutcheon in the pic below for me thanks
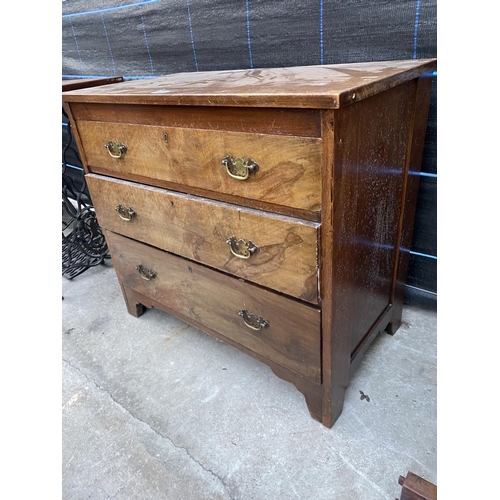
[136,264,156,281]
[115,205,136,221]
[222,154,259,180]
[239,310,269,331]
[105,140,127,159]
[226,236,259,259]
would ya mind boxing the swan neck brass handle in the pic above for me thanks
[222,154,259,180]
[239,310,269,331]
[115,205,136,221]
[226,236,259,259]
[105,140,127,159]
[136,265,156,281]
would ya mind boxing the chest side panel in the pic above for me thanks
[331,81,418,354]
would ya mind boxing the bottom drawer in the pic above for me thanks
[106,230,321,383]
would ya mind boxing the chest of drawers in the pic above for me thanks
[62,59,436,428]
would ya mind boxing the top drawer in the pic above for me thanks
[76,119,322,213]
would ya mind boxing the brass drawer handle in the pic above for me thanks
[105,140,127,159]
[136,265,156,281]
[115,205,136,221]
[239,310,269,331]
[222,154,259,180]
[226,235,259,259]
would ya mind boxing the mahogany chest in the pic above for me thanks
[62,59,436,427]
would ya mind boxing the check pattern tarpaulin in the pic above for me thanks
[62,0,437,298]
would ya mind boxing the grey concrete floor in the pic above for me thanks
[62,261,437,500]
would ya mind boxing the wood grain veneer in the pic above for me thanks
[78,121,322,212]
[106,230,322,382]
[87,174,320,303]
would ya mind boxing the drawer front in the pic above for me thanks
[106,231,321,382]
[78,120,322,212]
[87,174,319,303]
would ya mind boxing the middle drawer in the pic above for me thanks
[87,174,320,304]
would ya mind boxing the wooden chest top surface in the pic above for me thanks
[61,59,436,108]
